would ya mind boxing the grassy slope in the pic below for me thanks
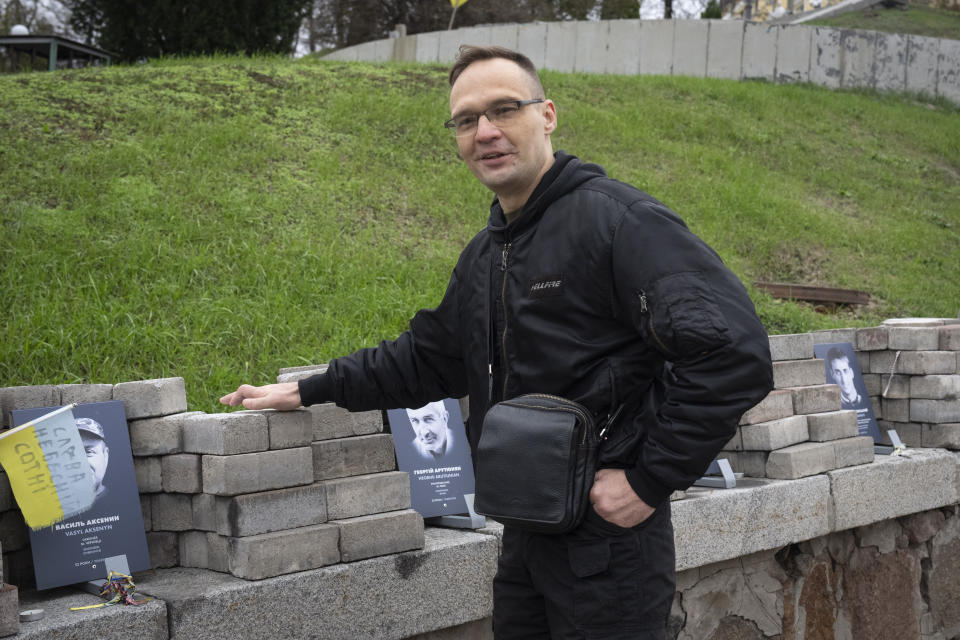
[1,56,958,411]
[807,2,960,39]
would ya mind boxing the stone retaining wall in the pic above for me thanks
[322,19,960,105]
[2,315,960,638]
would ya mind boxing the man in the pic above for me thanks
[827,347,870,411]
[221,45,772,638]
[77,417,109,502]
[406,401,453,460]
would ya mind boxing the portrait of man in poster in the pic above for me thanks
[406,401,455,460]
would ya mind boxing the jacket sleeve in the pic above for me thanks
[298,267,469,412]
[611,200,774,507]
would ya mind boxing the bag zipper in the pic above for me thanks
[506,394,594,445]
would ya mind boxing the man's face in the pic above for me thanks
[406,404,449,455]
[449,58,557,210]
[830,356,857,398]
[82,435,109,492]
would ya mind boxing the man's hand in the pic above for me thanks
[589,468,655,528]
[219,382,302,411]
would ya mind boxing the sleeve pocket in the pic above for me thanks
[650,271,731,359]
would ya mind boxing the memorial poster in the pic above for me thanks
[12,401,150,590]
[387,399,475,518]
[813,342,882,442]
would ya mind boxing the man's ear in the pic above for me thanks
[543,100,557,135]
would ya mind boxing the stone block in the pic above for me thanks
[322,471,411,520]
[840,29,875,89]
[134,456,162,493]
[870,396,881,418]
[940,325,960,351]
[414,32,439,63]
[141,494,152,531]
[706,20,743,80]
[791,384,841,415]
[874,31,907,92]
[912,399,960,424]
[0,385,59,427]
[883,397,910,423]
[856,327,888,351]
[606,20,641,74]
[182,412,268,455]
[0,473,13,512]
[192,492,216,531]
[911,375,960,400]
[2,549,33,589]
[0,583,16,637]
[769,332,814,361]
[896,352,956,375]
[863,373,881,397]
[741,415,808,451]
[151,493,193,531]
[517,22,548,69]
[922,424,960,449]
[276,363,327,382]
[573,21,607,73]
[57,383,113,405]
[672,19,708,78]
[639,20,675,76]
[766,441,836,480]
[147,531,178,568]
[809,26,842,89]
[720,451,768,477]
[215,482,328,537]
[906,35,940,97]
[866,349,898,374]
[878,420,921,447]
[742,21,777,81]
[135,528,498,640]
[161,454,202,493]
[673,476,831,570]
[544,21,577,72]
[238,409,312,449]
[312,434,396,481]
[811,328,857,345]
[833,436,874,468]
[807,410,858,442]
[333,509,424,562]
[0,511,28,552]
[938,37,960,104]
[370,38,393,63]
[129,412,199,456]
[721,429,742,452]
[772,359,826,389]
[883,318,952,327]
[17,584,168,640]
[202,447,313,496]
[113,377,187,419]
[879,374,911,399]
[393,34,415,62]
[436,29,461,64]
[776,25,811,83]
[888,326,941,351]
[226,524,340,580]
[179,530,209,569]
[487,23,519,50]
[740,389,794,425]
[829,449,957,531]
[308,403,383,441]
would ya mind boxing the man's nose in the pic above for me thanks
[475,114,502,141]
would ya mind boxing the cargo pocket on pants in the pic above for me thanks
[568,537,620,628]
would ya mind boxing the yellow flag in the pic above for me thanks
[450,0,469,7]
[0,404,95,530]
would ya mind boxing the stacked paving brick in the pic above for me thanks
[855,319,960,449]
[0,374,424,585]
[720,332,875,479]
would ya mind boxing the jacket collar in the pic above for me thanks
[486,151,605,241]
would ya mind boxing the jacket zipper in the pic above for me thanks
[500,242,512,400]
[639,290,677,357]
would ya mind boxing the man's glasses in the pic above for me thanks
[444,99,545,137]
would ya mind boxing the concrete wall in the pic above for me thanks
[323,19,960,105]
[5,316,960,638]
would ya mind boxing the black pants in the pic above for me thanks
[492,502,675,640]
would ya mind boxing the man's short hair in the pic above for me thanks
[448,45,545,98]
[826,347,848,365]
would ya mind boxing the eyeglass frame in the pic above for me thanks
[443,99,546,137]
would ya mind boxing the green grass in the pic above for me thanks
[807,1,960,39]
[1,56,958,412]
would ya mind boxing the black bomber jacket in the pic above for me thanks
[299,151,774,507]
